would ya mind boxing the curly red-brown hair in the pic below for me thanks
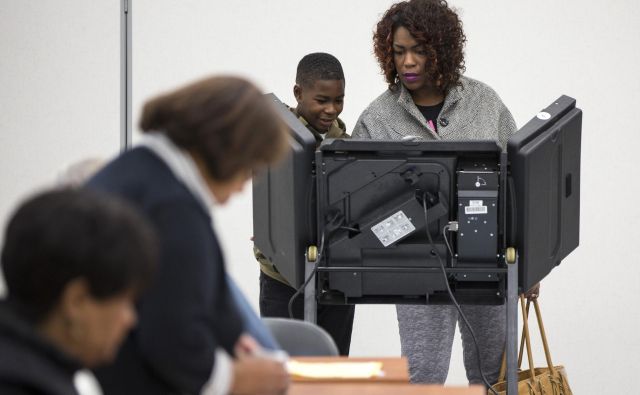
[373,0,466,91]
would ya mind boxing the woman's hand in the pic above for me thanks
[524,282,540,299]
[234,334,261,357]
[230,334,289,395]
[231,354,289,395]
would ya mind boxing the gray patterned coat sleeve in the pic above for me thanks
[351,113,372,139]
[496,99,517,150]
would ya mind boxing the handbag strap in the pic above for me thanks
[532,298,557,375]
[519,294,537,379]
[517,298,532,368]
[497,295,536,382]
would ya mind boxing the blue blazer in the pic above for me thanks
[88,147,243,395]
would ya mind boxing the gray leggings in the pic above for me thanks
[396,304,505,385]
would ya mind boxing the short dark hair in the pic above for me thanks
[1,188,158,323]
[295,53,345,88]
[139,76,287,182]
[374,0,466,91]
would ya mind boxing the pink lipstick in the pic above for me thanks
[403,73,420,82]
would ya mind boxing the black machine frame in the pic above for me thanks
[313,140,509,306]
[252,94,581,311]
[252,94,582,395]
[252,94,318,288]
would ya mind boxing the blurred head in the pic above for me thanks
[373,0,466,94]
[56,158,105,188]
[1,188,158,367]
[139,75,288,204]
[294,53,345,133]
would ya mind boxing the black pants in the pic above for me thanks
[259,271,355,355]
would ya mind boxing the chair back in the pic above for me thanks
[263,317,339,356]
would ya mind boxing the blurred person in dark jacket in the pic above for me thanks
[0,188,158,395]
[88,75,290,395]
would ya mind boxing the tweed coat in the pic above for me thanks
[352,76,516,149]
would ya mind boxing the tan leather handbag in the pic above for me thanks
[490,295,572,395]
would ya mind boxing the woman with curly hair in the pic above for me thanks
[352,0,516,386]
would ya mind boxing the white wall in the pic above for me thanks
[0,1,121,292]
[2,1,640,393]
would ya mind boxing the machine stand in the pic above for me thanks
[303,247,318,323]
[505,247,519,395]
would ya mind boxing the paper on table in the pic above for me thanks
[287,360,384,379]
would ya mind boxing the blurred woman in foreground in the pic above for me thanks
[88,76,290,395]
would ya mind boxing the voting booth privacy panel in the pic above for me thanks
[253,95,581,304]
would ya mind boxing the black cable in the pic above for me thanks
[442,224,454,259]
[421,192,499,395]
[339,225,359,233]
[287,231,326,319]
